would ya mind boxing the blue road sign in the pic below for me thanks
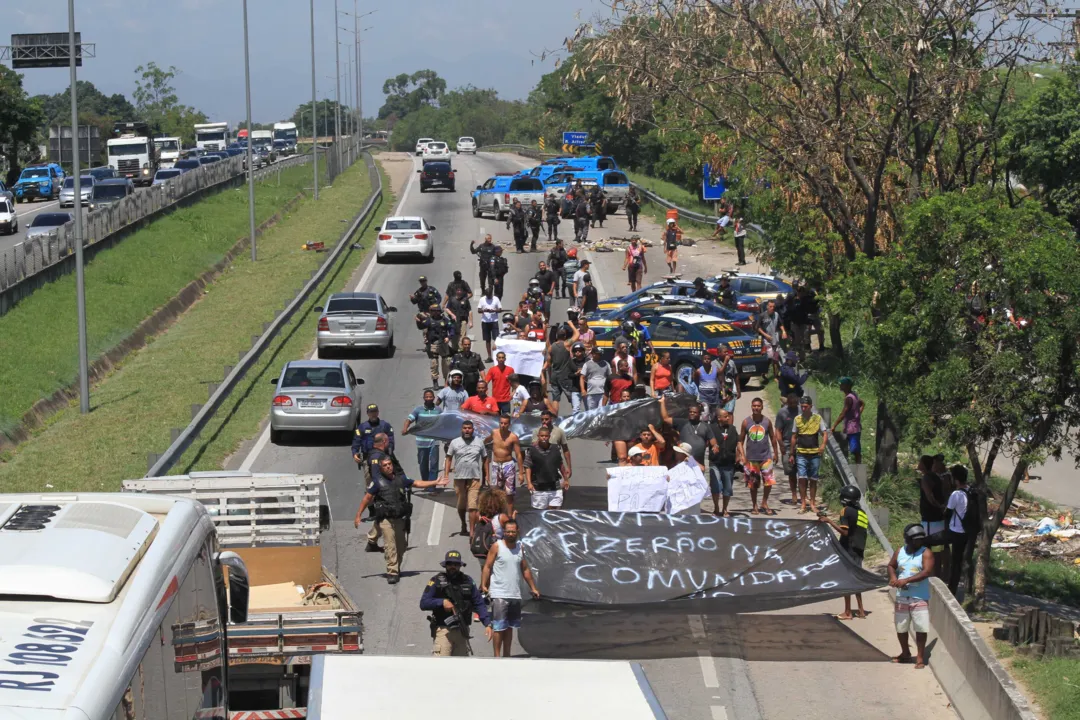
[563,131,589,146]
[702,162,726,201]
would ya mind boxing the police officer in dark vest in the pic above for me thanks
[487,246,509,299]
[419,550,492,656]
[470,234,497,292]
[354,457,446,584]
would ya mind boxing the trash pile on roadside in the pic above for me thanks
[992,498,1078,565]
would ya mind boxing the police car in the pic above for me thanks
[594,279,746,312]
[13,163,65,203]
[471,174,546,220]
[594,313,767,383]
[585,295,754,333]
[705,272,794,313]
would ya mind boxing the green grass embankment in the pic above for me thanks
[0,158,383,491]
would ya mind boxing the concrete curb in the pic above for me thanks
[927,578,1038,720]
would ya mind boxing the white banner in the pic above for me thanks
[665,458,710,515]
[495,337,546,377]
[606,466,670,512]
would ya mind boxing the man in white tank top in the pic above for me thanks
[481,518,541,657]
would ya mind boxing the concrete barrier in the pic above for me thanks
[927,577,1037,720]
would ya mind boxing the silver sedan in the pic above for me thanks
[59,175,94,208]
[24,212,74,241]
[315,292,395,357]
[269,360,364,443]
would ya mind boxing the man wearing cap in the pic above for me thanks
[420,549,492,655]
[450,337,486,397]
[352,403,395,471]
[353,431,398,552]
[445,420,489,536]
[409,275,441,310]
[417,303,453,388]
[355,456,446,584]
[778,350,809,399]
[627,444,648,465]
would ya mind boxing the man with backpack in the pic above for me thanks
[946,465,979,597]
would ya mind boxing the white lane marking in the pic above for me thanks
[427,502,445,546]
[241,154,420,471]
[688,613,707,639]
[15,199,60,218]
[698,650,720,688]
[711,706,730,720]
[585,248,608,299]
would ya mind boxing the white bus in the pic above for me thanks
[0,493,249,719]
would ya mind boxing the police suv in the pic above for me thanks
[471,173,546,220]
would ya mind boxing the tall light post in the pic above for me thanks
[340,5,376,143]
[309,0,318,199]
[242,0,257,261]
[333,0,342,177]
[337,25,356,147]
[68,0,89,413]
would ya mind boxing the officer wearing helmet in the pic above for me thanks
[419,550,491,656]
[819,485,869,619]
[692,277,714,301]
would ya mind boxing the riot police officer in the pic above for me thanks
[409,275,441,311]
[416,304,453,388]
[471,234,497,292]
[419,550,492,656]
[506,199,528,253]
[354,457,445,584]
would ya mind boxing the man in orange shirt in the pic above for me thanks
[629,424,665,466]
[484,352,515,415]
[461,380,500,415]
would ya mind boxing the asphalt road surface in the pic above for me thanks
[232,152,952,720]
[1,197,65,254]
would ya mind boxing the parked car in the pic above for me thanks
[415,137,434,156]
[152,169,183,186]
[87,166,116,182]
[173,158,202,173]
[24,211,73,240]
[315,292,395,358]
[59,175,95,208]
[422,141,451,164]
[456,136,477,154]
[88,178,135,210]
[704,273,795,313]
[376,216,435,263]
[268,360,364,443]
[418,162,455,193]
[585,295,755,333]
[0,197,18,235]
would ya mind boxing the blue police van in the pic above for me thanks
[13,163,66,203]
[471,173,546,220]
[544,168,630,214]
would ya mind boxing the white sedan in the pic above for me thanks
[422,141,451,163]
[376,216,435,263]
[456,136,477,154]
[415,137,434,156]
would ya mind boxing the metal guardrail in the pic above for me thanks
[145,148,381,478]
[0,153,314,296]
[826,435,894,557]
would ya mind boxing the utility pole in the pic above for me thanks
[334,0,342,178]
[242,0,257,261]
[1018,10,1080,53]
[68,0,89,414]
[309,0,318,199]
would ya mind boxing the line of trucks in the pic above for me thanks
[0,473,665,719]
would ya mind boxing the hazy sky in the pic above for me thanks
[9,0,608,124]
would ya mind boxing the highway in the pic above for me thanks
[1,197,64,254]
[232,150,762,718]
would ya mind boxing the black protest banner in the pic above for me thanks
[517,510,883,614]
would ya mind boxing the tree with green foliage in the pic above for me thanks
[1004,64,1080,235]
[32,80,138,166]
[132,62,207,145]
[288,100,351,138]
[0,66,44,182]
[832,189,1080,610]
[378,70,446,121]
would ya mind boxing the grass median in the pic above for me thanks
[0,162,320,438]
[993,642,1080,720]
[0,158,382,492]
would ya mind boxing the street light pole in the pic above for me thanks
[242,0,257,261]
[68,0,89,414]
[356,1,363,145]
[309,0,318,199]
[334,0,342,177]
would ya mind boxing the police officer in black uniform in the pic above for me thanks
[417,304,454,388]
[450,337,486,396]
[544,194,561,242]
[526,199,543,251]
[355,457,445,584]
[506,199,528,253]
[470,234,497,292]
[409,275,441,311]
[692,277,715,301]
[716,275,737,308]
[419,550,492,656]
[487,246,509,299]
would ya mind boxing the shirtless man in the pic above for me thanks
[486,414,524,510]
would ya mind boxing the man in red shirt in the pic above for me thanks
[484,351,515,415]
[461,380,500,415]
[608,358,634,405]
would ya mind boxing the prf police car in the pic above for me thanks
[595,313,767,384]
[585,296,754,333]
[471,173,546,221]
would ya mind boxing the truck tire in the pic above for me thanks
[493,202,503,221]
[606,202,619,216]
[472,201,481,218]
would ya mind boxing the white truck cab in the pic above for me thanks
[194,122,231,152]
[0,493,249,720]
[153,136,182,169]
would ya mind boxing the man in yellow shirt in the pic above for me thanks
[790,396,827,514]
